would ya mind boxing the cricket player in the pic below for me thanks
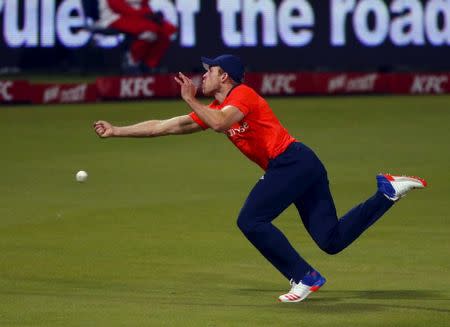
[97,0,177,70]
[93,55,427,303]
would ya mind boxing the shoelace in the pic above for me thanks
[288,278,298,292]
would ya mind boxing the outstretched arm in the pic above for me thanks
[93,114,202,138]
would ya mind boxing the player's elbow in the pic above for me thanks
[212,117,233,132]
[212,125,227,133]
[210,121,228,133]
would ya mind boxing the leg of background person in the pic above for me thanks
[161,21,177,36]
[143,35,170,68]
[143,21,177,68]
[110,16,160,65]
[129,40,151,63]
[294,174,395,258]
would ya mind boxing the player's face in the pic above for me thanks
[202,66,224,96]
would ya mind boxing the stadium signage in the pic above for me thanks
[331,0,450,46]
[2,73,450,104]
[42,85,90,103]
[261,74,297,94]
[0,0,88,48]
[410,75,449,93]
[215,0,314,47]
[60,84,89,101]
[0,81,13,100]
[0,0,449,48]
[43,86,60,103]
[31,83,96,103]
[120,77,155,98]
[328,74,379,93]
[0,80,29,102]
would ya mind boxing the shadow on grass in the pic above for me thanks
[3,285,449,314]
[234,289,450,313]
[239,289,446,300]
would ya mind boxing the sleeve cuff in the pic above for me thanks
[189,112,209,130]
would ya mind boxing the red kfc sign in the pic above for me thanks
[96,74,189,100]
[410,75,449,94]
[0,80,29,103]
[245,73,316,95]
[389,74,450,94]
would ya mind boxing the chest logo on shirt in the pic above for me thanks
[226,121,249,137]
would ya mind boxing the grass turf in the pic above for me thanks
[0,96,449,326]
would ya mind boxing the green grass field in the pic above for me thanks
[1,96,449,326]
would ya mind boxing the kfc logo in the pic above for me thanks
[410,75,448,94]
[0,81,13,101]
[261,74,296,94]
[120,77,155,98]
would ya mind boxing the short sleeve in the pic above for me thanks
[188,112,209,130]
[226,86,253,116]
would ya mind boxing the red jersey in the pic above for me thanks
[189,84,296,170]
[99,0,152,27]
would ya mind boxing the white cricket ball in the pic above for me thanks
[76,170,88,183]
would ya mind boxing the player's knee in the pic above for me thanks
[323,247,340,255]
[318,242,340,255]
[237,216,251,234]
[237,215,259,235]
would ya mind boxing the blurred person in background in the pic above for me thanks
[97,0,177,73]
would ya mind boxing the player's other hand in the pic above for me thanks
[94,120,115,138]
[174,72,197,102]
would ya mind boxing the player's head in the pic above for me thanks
[200,55,244,96]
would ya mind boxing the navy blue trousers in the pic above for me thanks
[237,142,394,282]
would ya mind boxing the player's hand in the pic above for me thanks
[174,72,197,102]
[93,120,115,138]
